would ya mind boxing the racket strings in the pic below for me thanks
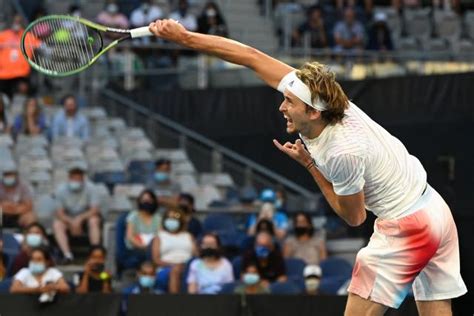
[24,18,102,74]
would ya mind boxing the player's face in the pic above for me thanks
[279,90,312,135]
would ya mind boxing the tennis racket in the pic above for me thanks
[20,15,153,77]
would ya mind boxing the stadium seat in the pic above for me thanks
[203,213,244,248]
[0,278,12,293]
[219,281,240,294]
[231,256,242,280]
[127,160,155,183]
[284,257,306,280]
[319,257,353,295]
[93,171,127,193]
[269,280,302,294]
[2,233,20,259]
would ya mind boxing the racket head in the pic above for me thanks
[21,15,110,77]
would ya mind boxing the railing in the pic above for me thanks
[100,88,320,212]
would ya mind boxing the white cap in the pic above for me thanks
[303,265,322,278]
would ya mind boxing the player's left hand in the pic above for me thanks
[273,139,313,168]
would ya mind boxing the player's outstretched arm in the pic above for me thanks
[149,19,294,89]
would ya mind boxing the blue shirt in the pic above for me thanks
[51,109,89,140]
[12,114,47,136]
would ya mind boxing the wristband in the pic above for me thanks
[305,160,315,170]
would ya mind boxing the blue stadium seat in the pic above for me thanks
[93,171,127,193]
[203,213,245,248]
[115,212,148,274]
[127,160,154,184]
[2,233,20,254]
[231,256,242,280]
[219,281,240,294]
[0,278,12,293]
[319,257,353,295]
[284,257,306,280]
[269,280,302,294]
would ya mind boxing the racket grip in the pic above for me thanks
[130,26,153,38]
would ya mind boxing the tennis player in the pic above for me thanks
[148,20,467,315]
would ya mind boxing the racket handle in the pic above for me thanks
[130,26,153,38]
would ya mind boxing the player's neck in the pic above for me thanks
[304,120,327,139]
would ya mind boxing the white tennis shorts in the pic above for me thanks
[348,185,467,308]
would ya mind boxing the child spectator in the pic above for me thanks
[74,245,112,293]
[123,261,161,294]
[303,265,322,295]
[187,233,233,294]
[234,261,270,294]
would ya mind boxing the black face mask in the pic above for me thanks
[200,247,221,259]
[91,263,105,273]
[139,202,157,214]
[294,227,311,237]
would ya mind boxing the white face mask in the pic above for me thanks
[305,278,320,291]
[3,176,17,186]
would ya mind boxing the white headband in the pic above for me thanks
[286,76,327,112]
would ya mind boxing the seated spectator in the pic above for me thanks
[0,95,9,133]
[187,233,233,294]
[148,159,181,198]
[292,6,329,49]
[96,2,129,39]
[178,193,203,239]
[242,218,278,251]
[130,0,163,28]
[274,186,288,213]
[169,0,198,32]
[10,247,70,294]
[12,97,47,138]
[197,2,228,37]
[247,202,289,240]
[10,79,31,108]
[242,231,286,286]
[53,165,101,263]
[125,190,161,258]
[51,95,89,141]
[366,12,393,51]
[123,261,161,294]
[151,208,195,293]
[74,245,112,293]
[283,212,327,265]
[303,265,322,295]
[334,7,366,52]
[0,162,36,228]
[11,222,50,276]
[234,261,270,294]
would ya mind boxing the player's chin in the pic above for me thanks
[286,126,298,134]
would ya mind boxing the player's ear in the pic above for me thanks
[306,107,321,121]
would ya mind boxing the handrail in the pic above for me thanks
[102,88,316,198]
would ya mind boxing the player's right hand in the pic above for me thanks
[149,19,187,44]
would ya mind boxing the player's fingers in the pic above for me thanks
[283,142,294,149]
[273,139,285,151]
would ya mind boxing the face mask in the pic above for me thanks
[305,278,320,291]
[26,234,43,247]
[29,261,46,275]
[274,199,283,209]
[68,180,83,192]
[3,176,17,186]
[200,247,220,258]
[206,9,216,17]
[294,227,310,237]
[138,202,157,214]
[154,172,169,183]
[164,218,180,232]
[243,273,260,285]
[139,275,155,288]
[255,245,270,259]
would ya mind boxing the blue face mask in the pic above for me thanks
[139,275,155,288]
[68,180,83,192]
[274,199,283,209]
[154,172,169,183]
[164,218,180,232]
[29,261,46,275]
[3,176,17,187]
[26,234,43,248]
[255,245,271,259]
[243,273,260,285]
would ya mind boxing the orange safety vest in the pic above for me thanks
[0,29,37,79]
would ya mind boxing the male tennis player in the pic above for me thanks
[149,20,467,315]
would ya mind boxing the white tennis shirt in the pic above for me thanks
[278,72,427,219]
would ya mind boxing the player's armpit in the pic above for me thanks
[337,190,366,227]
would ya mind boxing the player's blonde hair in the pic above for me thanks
[296,62,349,125]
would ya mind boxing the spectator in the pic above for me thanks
[187,233,233,294]
[178,193,203,239]
[303,265,322,295]
[0,15,31,99]
[10,247,70,295]
[197,2,228,37]
[11,222,49,276]
[0,94,9,134]
[242,231,286,285]
[241,218,277,251]
[292,6,329,49]
[69,4,82,18]
[283,212,327,265]
[366,12,393,51]
[123,261,161,294]
[0,162,36,228]
[148,159,181,197]
[234,261,270,294]
[169,0,198,31]
[96,2,129,39]
[125,190,161,261]
[274,186,288,213]
[334,7,366,52]
[51,95,89,141]
[10,79,31,109]
[151,208,196,293]
[75,245,112,293]
[130,0,163,28]
[53,165,101,263]
[247,201,289,240]
[12,97,47,138]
